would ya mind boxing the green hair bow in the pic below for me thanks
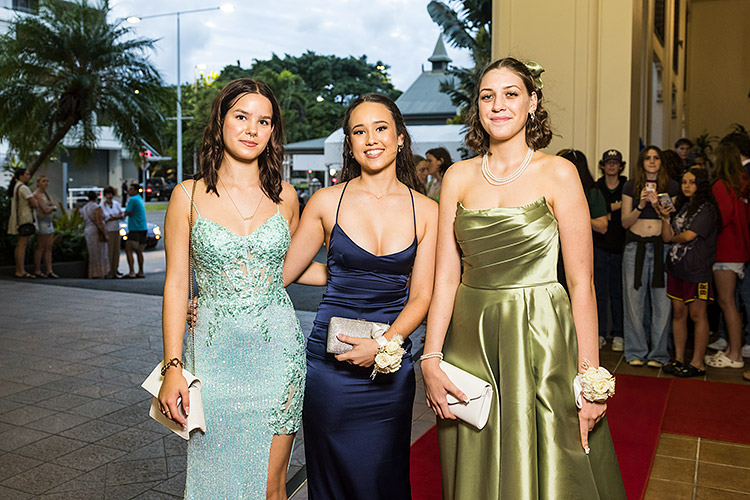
[525,61,545,90]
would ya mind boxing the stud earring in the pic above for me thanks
[397,144,403,153]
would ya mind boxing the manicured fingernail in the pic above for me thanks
[584,447,590,455]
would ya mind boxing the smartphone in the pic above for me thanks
[644,181,657,193]
[658,193,674,210]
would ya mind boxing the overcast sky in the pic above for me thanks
[108,0,472,92]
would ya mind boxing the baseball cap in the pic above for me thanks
[600,149,623,164]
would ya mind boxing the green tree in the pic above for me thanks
[428,0,492,118]
[0,0,168,175]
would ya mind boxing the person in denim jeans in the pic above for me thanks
[621,146,679,367]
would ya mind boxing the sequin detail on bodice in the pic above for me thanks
[191,211,290,345]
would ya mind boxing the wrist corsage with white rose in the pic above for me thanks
[573,359,616,408]
[371,335,405,380]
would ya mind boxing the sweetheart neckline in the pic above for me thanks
[195,210,285,238]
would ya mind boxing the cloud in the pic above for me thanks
[109,0,473,90]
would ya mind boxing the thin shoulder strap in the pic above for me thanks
[408,187,416,239]
[179,182,201,217]
[335,181,350,224]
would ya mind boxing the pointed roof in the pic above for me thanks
[428,35,452,64]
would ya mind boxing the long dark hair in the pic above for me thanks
[340,94,421,191]
[465,57,552,155]
[425,147,453,175]
[633,145,670,199]
[712,142,745,199]
[197,78,284,203]
[7,168,27,197]
[559,149,594,192]
[674,167,722,228]
[660,149,684,182]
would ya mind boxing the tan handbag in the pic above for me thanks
[440,361,494,430]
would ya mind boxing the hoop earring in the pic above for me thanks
[348,150,354,158]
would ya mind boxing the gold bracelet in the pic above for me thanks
[161,357,184,376]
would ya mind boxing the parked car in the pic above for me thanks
[118,220,161,249]
[144,177,174,201]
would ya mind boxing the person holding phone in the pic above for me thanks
[621,146,679,368]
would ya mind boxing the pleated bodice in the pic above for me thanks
[457,197,558,289]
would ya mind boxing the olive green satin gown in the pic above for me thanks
[438,198,625,500]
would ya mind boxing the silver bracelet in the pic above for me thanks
[419,352,444,361]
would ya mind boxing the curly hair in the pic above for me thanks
[465,57,552,155]
[712,142,746,199]
[340,94,421,191]
[673,167,722,228]
[196,78,284,203]
[633,146,671,200]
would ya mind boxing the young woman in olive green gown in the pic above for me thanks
[421,58,626,499]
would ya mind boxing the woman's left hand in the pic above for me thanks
[578,399,607,454]
[335,335,378,367]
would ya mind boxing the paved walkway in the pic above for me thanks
[0,281,430,499]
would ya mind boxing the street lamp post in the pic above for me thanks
[126,3,235,182]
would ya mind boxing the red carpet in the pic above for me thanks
[662,378,750,445]
[410,374,671,500]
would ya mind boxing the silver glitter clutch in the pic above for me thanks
[326,317,390,354]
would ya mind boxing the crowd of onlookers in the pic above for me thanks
[563,131,750,382]
[6,170,149,279]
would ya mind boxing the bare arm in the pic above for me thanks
[94,207,108,240]
[422,164,470,419]
[294,262,329,286]
[283,189,329,287]
[549,157,606,452]
[621,194,641,228]
[591,215,608,234]
[35,194,54,215]
[158,182,194,428]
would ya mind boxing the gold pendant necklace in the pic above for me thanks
[219,176,263,221]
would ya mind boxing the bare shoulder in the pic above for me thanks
[411,189,438,218]
[537,152,578,184]
[168,180,193,211]
[446,156,481,179]
[305,183,342,212]
[279,181,298,203]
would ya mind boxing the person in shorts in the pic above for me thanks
[658,167,720,377]
[124,183,147,278]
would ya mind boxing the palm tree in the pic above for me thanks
[0,0,168,175]
[427,0,492,117]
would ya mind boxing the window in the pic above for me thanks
[672,0,681,74]
[12,0,39,14]
[654,0,665,45]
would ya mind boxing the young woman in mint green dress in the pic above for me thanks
[158,79,323,500]
[421,58,626,499]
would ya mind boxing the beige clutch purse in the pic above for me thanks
[141,362,206,440]
[326,317,390,354]
[440,361,494,430]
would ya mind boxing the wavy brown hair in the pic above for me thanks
[465,57,552,155]
[632,146,670,200]
[196,78,284,203]
[712,142,746,199]
[340,94,421,191]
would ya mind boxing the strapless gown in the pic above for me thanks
[303,181,417,500]
[181,183,305,499]
[438,198,626,500]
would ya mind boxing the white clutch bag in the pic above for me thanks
[440,360,494,430]
[142,362,206,440]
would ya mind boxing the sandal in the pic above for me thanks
[743,370,750,382]
[675,364,706,378]
[34,272,45,278]
[704,351,745,369]
[662,360,684,375]
[14,272,36,279]
[45,272,59,279]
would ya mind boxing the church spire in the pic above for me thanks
[428,35,452,72]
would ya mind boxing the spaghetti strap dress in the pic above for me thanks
[438,198,626,500]
[179,183,305,499]
[303,181,417,500]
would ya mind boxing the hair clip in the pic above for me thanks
[524,61,545,90]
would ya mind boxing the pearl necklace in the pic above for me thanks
[481,148,534,186]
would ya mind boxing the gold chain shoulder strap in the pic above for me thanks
[189,180,197,375]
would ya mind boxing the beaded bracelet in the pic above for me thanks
[419,352,444,361]
[161,357,184,376]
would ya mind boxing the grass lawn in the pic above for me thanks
[145,202,169,211]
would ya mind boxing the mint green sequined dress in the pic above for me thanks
[181,186,305,499]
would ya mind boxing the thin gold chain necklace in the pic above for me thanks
[218,176,263,221]
[481,148,534,186]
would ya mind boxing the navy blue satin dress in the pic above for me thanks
[304,181,417,500]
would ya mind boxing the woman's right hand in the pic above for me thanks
[422,358,468,420]
[186,297,198,327]
[158,368,190,428]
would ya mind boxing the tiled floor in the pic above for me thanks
[1,280,748,499]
